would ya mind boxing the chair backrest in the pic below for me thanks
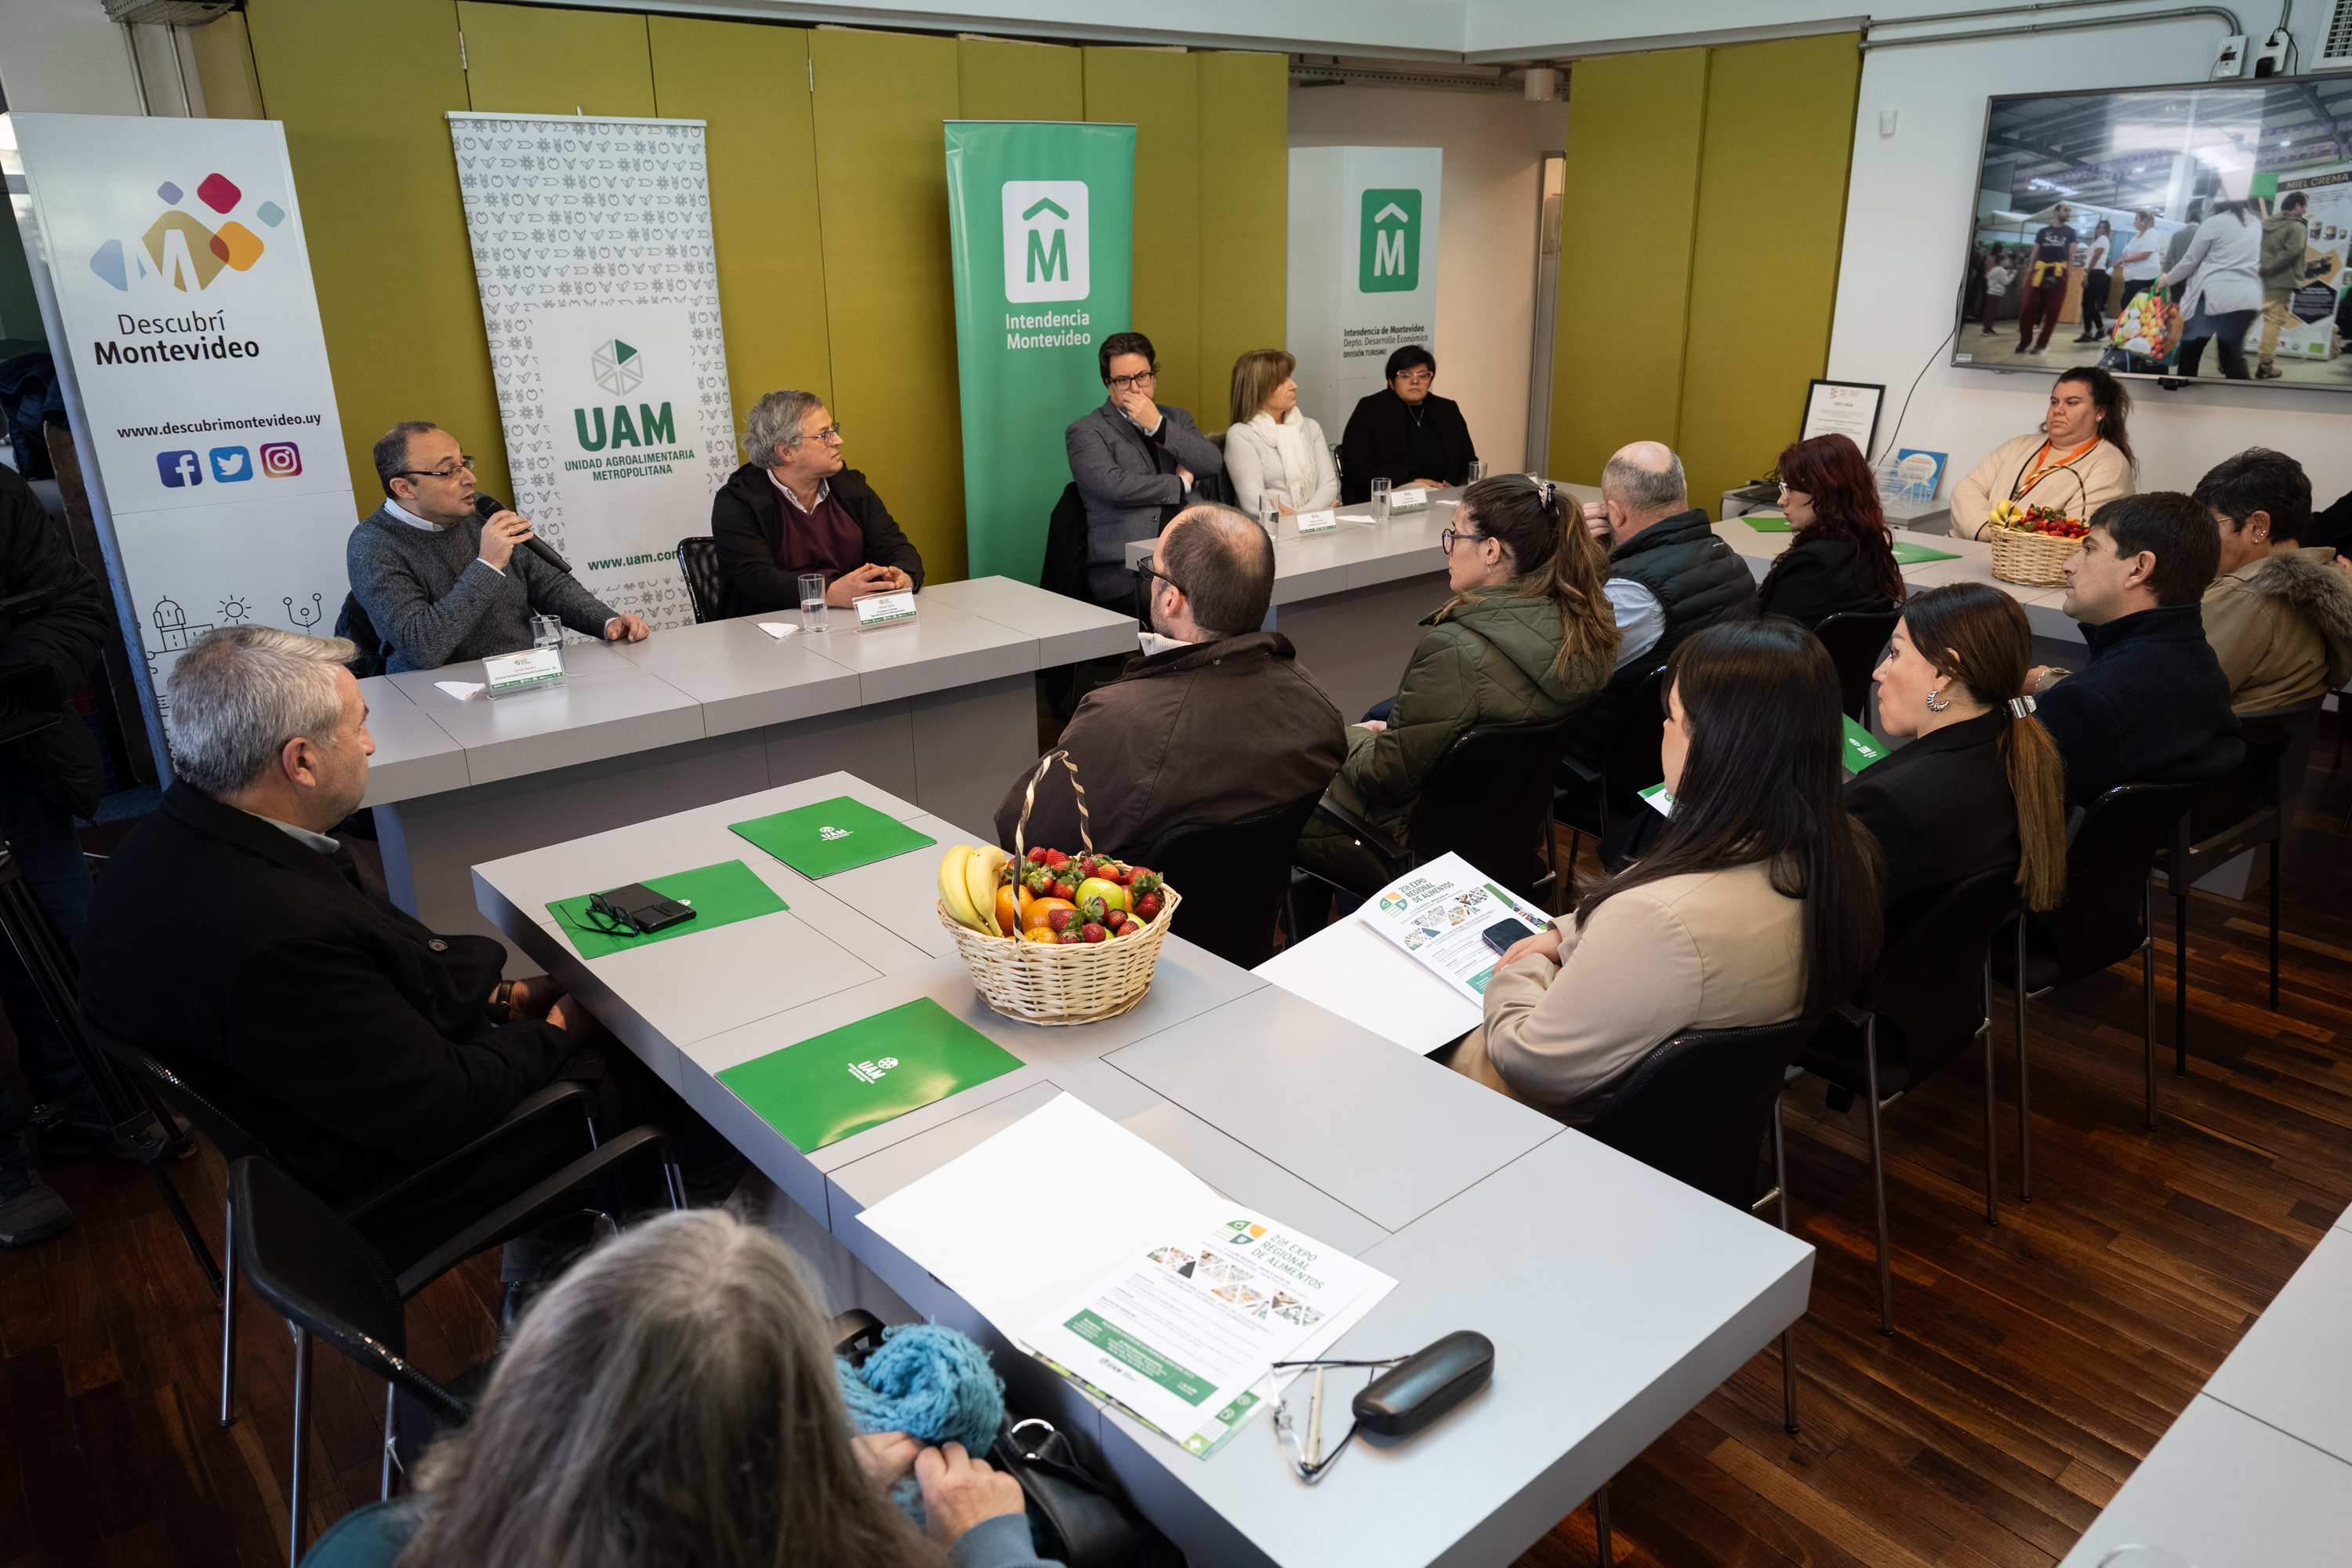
[1857,866,2018,1082]
[107,1044,278,1169]
[1810,610,1900,722]
[1600,665,1671,805]
[675,536,724,624]
[332,592,387,680]
[2028,780,2203,983]
[1581,1015,1824,1210]
[1406,706,1591,899]
[1130,790,1324,969]
[1040,481,1093,604]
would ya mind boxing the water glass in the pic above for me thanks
[1370,477,1392,522]
[798,572,829,633]
[1465,460,1486,485]
[529,613,562,649]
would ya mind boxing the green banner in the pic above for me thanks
[945,122,1135,583]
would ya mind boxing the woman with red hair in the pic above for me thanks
[1755,433,1906,628]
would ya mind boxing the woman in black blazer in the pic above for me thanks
[1757,433,1905,630]
[1849,583,2067,934]
[1338,344,1478,504]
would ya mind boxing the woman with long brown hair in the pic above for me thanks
[1848,582,2067,934]
[1755,432,1906,628]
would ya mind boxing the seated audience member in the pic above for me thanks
[1451,620,1883,1118]
[1066,331,1225,608]
[1755,432,1906,628]
[1564,441,1757,777]
[296,1211,1047,1568]
[1296,476,1617,891]
[710,389,923,619]
[2310,482,2352,554]
[2031,493,2241,808]
[1950,368,2136,542]
[1338,345,1476,505]
[996,504,1342,856]
[347,423,649,673]
[75,629,742,1307]
[1224,349,1338,520]
[2193,448,2352,712]
[1850,583,2066,935]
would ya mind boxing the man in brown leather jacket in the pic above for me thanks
[996,505,1344,858]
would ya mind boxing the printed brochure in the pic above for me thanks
[1352,851,1551,1005]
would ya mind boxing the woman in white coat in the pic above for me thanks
[1949,367,2137,541]
[2164,198,2262,379]
[1224,350,1339,521]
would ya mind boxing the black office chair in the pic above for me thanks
[675,536,724,624]
[1555,666,1668,872]
[1796,866,2019,1334]
[1810,610,1900,723]
[1123,790,1323,968]
[332,592,387,679]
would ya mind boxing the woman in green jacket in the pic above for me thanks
[1297,474,1620,892]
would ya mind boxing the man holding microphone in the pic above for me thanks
[347,421,650,674]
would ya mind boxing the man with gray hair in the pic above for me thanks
[77,627,742,1309]
[710,389,922,619]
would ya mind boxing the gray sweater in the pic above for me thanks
[347,504,618,674]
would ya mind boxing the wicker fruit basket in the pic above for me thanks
[1986,524,2081,588]
[939,750,1183,1025]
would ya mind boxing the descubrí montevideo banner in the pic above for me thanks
[945,122,1134,584]
[447,112,735,630]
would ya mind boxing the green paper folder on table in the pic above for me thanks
[729,795,938,877]
[1740,512,1791,532]
[549,859,788,959]
[716,997,1025,1152]
[1889,540,1962,565]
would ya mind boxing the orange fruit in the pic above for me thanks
[1023,896,1076,932]
[1020,925,1060,944]
[993,884,1031,936]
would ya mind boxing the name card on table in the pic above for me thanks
[851,590,919,630]
[481,646,565,699]
[1294,508,1338,535]
[1388,488,1431,513]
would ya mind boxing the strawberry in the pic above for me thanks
[1058,927,1087,944]
[1046,906,1078,933]
[1078,893,1109,925]
[1080,922,1107,943]
[1053,880,1078,902]
[1027,846,1050,864]
[1133,890,1162,921]
[1045,849,1069,869]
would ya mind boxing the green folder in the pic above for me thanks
[715,996,1025,1152]
[730,795,938,878]
[548,859,788,960]
[1889,540,1962,565]
[1842,715,1889,774]
[1740,512,1791,532]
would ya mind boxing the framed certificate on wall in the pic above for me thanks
[1799,379,1886,456]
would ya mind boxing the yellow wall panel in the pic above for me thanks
[190,13,263,120]
[456,2,655,118]
[1083,48,1200,420]
[957,37,1082,122]
[650,16,830,462]
[810,28,966,583]
[1676,33,1862,514]
[1194,51,1287,433]
[1548,48,1709,486]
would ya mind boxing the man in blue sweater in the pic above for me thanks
[347,423,650,673]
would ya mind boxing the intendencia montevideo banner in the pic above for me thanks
[945,122,1134,584]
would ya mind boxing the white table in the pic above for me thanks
[471,771,1815,1567]
[1711,515,2089,648]
[1254,912,1480,1056]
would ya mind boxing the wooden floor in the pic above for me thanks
[3,727,2347,1566]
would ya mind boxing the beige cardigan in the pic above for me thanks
[1452,859,1806,1116]
[1951,431,2134,541]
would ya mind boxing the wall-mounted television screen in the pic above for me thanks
[1955,74,2352,390]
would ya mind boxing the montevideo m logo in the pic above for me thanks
[1001,180,1090,304]
[574,340,673,452]
[1359,189,1421,294]
[89,172,285,296]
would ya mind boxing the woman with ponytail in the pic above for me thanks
[1847,582,2067,934]
[1295,474,1617,892]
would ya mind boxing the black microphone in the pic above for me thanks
[474,492,573,575]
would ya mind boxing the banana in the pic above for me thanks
[964,845,1008,937]
[938,845,982,930]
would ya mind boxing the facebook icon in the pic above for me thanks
[156,450,203,488]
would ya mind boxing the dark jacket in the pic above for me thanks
[0,464,110,818]
[1566,509,1759,771]
[2309,487,2352,555]
[1846,710,2020,936]
[1757,536,1899,630]
[2037,604,2242,808]
[996,631,1344,858]
[76,783,579,1205]
[1338,389,1476,505]
[710,463,923,619]
[1065,400,1224,604]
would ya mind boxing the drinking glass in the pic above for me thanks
[1370,477,1392,522]
[798,572,829,633]
[1465,460,1486,485]
[529,613,562,649]
[1259,495,1280,541]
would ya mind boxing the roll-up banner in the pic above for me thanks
[944,122,1134,584]
[1286,147,1443,433]
[447,112,734,630]
[5,111,355,779]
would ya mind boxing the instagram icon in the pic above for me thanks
[258,441,302,477]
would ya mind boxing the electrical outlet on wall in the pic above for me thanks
[2253,28,2294,74]
[2214,32,2249,76]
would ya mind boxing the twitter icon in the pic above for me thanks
[209,446,254,482]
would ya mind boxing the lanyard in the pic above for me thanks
[2013,437,2098,502]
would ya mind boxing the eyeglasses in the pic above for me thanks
[1107,369,1158,393]
[1258,1356,1410,1483]
[396,457,476,482]
[799,424,844,445]
[1393,369,1434,384]
[1131,560,1188,622]
[1439,528,1490,554]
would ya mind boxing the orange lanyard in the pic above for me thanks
[2016,437,2098,499]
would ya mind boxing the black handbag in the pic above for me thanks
[989,1417,1181,1568]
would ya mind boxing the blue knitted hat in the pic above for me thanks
[837,1323,1007,1523]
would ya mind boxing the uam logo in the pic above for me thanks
[1002,181,1089,304]
[818,826,853,841]
[591,339,644,397]
[848,1056,900,1084]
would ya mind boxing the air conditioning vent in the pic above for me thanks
[2321,0,2352,69]
[100,0,234,24]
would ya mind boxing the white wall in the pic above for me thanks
[1290,85,1566,472]
[1826,19,2352,514]
[0,0,143,117]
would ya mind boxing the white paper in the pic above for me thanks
[756,622,799,640]
[1352,851,1551,1006]
[1256,923,1480,1056]
[432,681,485,701]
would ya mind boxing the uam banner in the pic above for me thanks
[447,112,733,630]
[5,111,355,777]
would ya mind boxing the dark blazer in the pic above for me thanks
[75,783,578,1205]
[0,464,110,817]
[710,463,924,619]
[1338,389,1476,505]
[1065,399,1224,604]
[2036,603,2243,808]
[1758,536,1899,630]
[1846,710,2020,936]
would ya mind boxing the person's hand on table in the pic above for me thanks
[823,562,898,608]
[1495,927,1563,971]
[1353,719,1387,733]
[914,1441,1026,1549]
[852,1431,919,1491]
[1276,502,1298,517]
[476,510,535,572]
[602,613,651,643]
[1406,477,1447,493]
